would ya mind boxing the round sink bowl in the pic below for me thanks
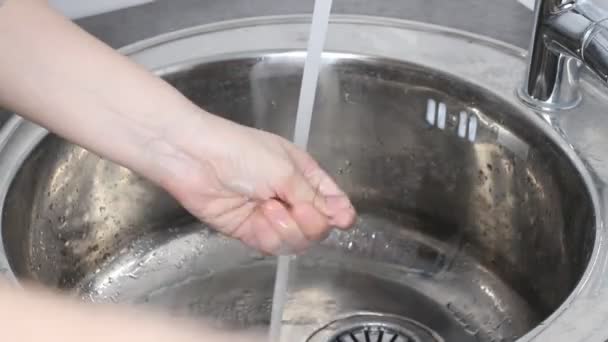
[0,16,600,342]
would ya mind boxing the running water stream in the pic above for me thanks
[268,1,334,341]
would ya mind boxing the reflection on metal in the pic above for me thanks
[426,99,477,142]
[426,98,437,126]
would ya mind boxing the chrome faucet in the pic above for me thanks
[520,0,608,110]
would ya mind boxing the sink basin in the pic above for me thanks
[0,16,600,342]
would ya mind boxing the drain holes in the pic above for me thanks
[307,312,444,342]
[330,325,413,342]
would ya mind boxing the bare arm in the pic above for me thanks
[0,1,355,340]
[0,2,276,340]
[0,281,262,342]
[0,0,211,185]
[0,0,354,247]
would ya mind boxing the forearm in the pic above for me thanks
[0,281,260,342]
[0,0,214,185]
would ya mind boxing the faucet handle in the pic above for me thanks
[520,0,608,110]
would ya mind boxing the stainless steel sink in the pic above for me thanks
[0,16,604,342]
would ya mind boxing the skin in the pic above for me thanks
[0,0,357,341]
[0,280,267,342]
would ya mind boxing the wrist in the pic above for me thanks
[130,106,227,191]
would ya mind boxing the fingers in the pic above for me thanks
[290,201,331,241]
[301,168,356,229]
[261,199,305,251]
[244,200,314,255]
[260,199,315,253]
[282,143,356,229]
[249,211,283,255]
[325,194,356,229]
[244,199,330,255]
[280,168,329,215]
[231,136,356,254]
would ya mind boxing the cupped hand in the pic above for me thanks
[155,111,356,254]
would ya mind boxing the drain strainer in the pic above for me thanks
[330,325,420,342]
[306,312,444,342]
[329,325,419,342]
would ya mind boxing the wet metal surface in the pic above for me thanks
[76,0,533,49]
[0,17,601,342]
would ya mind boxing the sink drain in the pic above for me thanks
[306,312,444,342]
[330,325,423,342]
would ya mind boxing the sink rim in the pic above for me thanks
[0,15,603,342]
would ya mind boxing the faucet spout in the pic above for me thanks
[520,0,608,110]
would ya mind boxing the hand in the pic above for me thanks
[0,0,355,255]
[153,111,356,254]
[0,281,265,342]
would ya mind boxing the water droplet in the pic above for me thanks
[175,256,187,269]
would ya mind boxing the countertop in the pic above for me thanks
[0,0,533,126]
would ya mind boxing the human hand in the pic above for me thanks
[0,280,265,342]
[0,0,355,255]
[152,111,356,254]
